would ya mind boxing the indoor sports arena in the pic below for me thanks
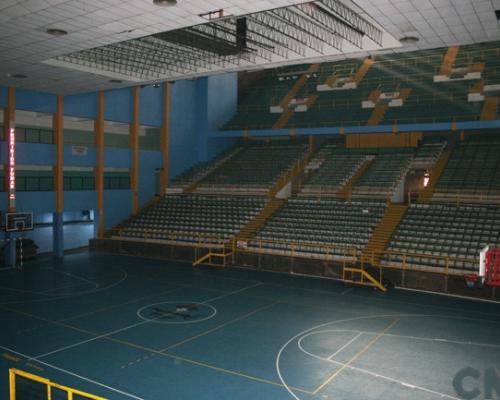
[0,0,499,399]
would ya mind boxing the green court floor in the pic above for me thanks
[1,252,499,399]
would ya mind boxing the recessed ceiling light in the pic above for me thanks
[46,28,68,37]
[153,0,177,6]
[11,74,27,79]
[109,79,123,83]
[400,36,419,44]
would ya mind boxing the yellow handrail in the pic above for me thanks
[9,368,106,400]
[110,226,476,278]
[408,189,500,206]
[235,237,475,277]
[109,227,227,249]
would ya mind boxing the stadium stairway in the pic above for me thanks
[366,104,388,126]
[419,148,451,202]
[366,88,412,126]
[439,46,459,76]
[320,56,374,88]
[336,157,374,199]
[481,96,499,121]
[235,198,285,240]
[233,147,316,240]
[270,150,313,196]
[361,203,408,264]
[184,147,244,193]
[107,195,162,236]
[272,64,319,129]
[353,57,375,83]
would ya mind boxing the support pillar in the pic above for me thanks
[4,232,16,268]
[53,95,64,258]
[130,87,140,213]
[94,91,105,237]
[4,87,16,267]
[159,82,170,195]
[53,212,64,258]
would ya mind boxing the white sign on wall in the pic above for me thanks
[71,145,88,156]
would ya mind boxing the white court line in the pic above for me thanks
[48,270,101,288]
[327,332,362,360]
[0,267,128,306]
[305,328,500,350]
[31,282,262,361]
[0,281,94,297]
[340,288,353,295]
[298,341,461,400]
[0,344,144,400]
[276,313,500,400]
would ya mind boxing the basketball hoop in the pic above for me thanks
[464,273,478,289]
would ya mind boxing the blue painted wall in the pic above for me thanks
[205,73,239,161]
[139,151,162,206]
[104,190,132,229]
[0,84,164,256]
[168,79,200,180]
[0,75,239,256]
[168,74,239,179]
[64,92,98,120]
[140,85,163,127]
[16,89,56,113]
[104,87,133,124]
[0,86,7,107]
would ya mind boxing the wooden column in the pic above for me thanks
[130,87,140,213]
[54,95,64,213]
[4,87,16,212]
[53,95,64,258]
[94,91,105,237]
[308,135,315,154]
[159,82,170,195]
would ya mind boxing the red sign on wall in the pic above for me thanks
[8,127,15,209]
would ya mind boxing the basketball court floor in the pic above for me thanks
[1,252,499,399]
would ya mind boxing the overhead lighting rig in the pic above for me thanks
[44,0,384,82]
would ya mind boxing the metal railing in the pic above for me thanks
[408,189,500,206]
[232,237,474,277]
[107,227,476,277]
[361,249,476,277]
[9,368,106,400]
[233,237,358,264]
[109,227,228,248]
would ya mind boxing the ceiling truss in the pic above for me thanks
[44,0,384,82]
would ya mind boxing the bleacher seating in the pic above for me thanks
[222,40,500,131]
[351,150,413,198]
[252,198,386,259]
[412,140,446,169]
[195,143,308,195]
[433,137,500,203]
[170,146,243,191]
[115,195,265,244]
[382,203,500,273]
[300,145,368,196]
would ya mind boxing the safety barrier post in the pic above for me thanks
[9,369,15,400]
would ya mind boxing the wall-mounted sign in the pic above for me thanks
[8,127,15,209]
[72,145,88,156]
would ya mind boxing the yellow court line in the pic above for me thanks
[313,319,400,395]
[3,353,21,362]
[60,287,182,322]
[0,304,313,395]
[161,301,280,352]
[161,350,314,395]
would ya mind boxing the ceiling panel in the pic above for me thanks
[0,0,498,94]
